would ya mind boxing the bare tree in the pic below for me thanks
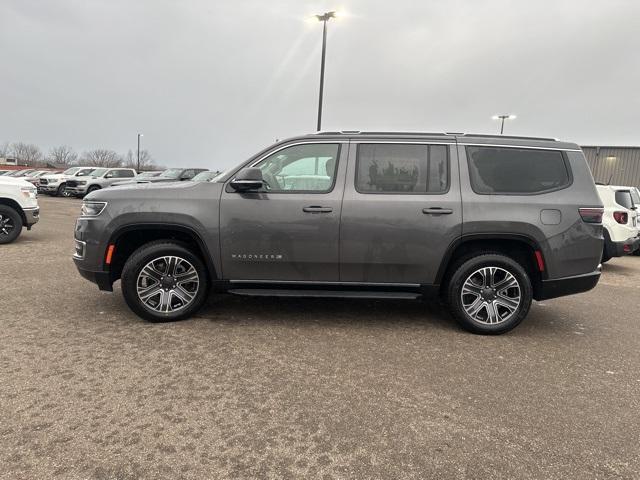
[80,149,123,168]
[48,145,78,166]
[12,142,43,166]
[124,149,154,170]
[0,141,10,158]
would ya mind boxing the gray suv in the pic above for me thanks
[73,132,604,334]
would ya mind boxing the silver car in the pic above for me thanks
[66,168,137,197]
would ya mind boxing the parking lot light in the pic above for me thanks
[314,11,337,132]
[492,114,517,134]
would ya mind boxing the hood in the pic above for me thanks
[0,177,33,188]
[86,178,221,201]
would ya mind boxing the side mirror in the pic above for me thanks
[230,168,264,192]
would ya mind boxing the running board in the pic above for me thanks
[227,289,422,300]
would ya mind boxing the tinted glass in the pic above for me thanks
[255,143,340,192]
[76,169,96,177]
[356,144,448,193]
[159,169,182,179]
[615,190,633,209]
[467,146,570,194]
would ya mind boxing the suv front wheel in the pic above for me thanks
[121,241,209,322]
[446,254,533,335]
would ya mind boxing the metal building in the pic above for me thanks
[581,146,640,188]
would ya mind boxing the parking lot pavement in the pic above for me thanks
[0,197,639,479]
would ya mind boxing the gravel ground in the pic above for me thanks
[1,196,639,479]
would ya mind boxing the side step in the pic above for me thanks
[227,289,422,300]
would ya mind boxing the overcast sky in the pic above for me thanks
[1,0,639,169]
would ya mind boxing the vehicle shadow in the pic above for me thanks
[196,294,460,332]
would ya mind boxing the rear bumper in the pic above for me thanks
[535,268,601,301]
[605,235,639,257]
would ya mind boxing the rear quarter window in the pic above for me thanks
[466,146,571,194]
[614,190,633,209]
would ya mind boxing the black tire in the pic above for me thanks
[601,249,611,263]
[0,205,23,244]
[446,253,533,335]
[121,241,209,322]
[56,183,66,197]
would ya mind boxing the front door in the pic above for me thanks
[339,140,462,285]
[220,141,348,281]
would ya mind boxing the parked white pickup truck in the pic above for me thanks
[0,176,39,244]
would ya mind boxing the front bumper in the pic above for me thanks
[74,263,114,292]
[66,186,88,196]
[39,184,60,193]
[535,268,601,301]
[22,207,40,228]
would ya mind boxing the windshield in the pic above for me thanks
[139,171,159,178]
[158,168,182,179]
[62,167,80,175]
[191,171,216,182]
[76,168,96,177]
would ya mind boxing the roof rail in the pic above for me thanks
[458,133,558,141]
[313,131,558,141]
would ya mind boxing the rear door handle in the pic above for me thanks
[422,207,453,215]
[303,206,333,213]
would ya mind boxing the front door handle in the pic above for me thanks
[303,206,333,213]
[422,207,453,215]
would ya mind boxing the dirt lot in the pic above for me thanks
[1,196,639,479]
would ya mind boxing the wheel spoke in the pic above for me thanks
[486,301,499,323]
[462,283,482,296]
[495,294,519,312]
[493,275,518,292]
[172,285,195,304]
[141,265,163,282]
[175,269,198,282]
[138,284,162,302]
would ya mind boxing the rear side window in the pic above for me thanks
[615,190,633,209]
[629,188,640,207]
[356,144,449,193]
[466,146,570,194]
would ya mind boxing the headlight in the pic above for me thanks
[77,181,87,186]
[48,178,59,183]
[81,201,107,217]
[20,186,37,199]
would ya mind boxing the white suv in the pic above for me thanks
[596,185,640,262]
[0,175,39,244]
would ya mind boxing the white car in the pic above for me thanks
[38,167,97,196]
[596,184,640,262]
[0,176,39,244]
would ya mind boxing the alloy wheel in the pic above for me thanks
[460,266,521,325]
[136,256,200,313]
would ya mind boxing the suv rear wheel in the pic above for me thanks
[121,241,209,322]
[0,205,22,244]
[446,253,533,335]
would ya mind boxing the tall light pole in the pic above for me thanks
[137,133,143,172]
[492,114,516,135]
[315,11,336,131]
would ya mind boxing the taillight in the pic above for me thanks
[579,208,604,223]
[613,211,628,224]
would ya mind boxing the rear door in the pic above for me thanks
[339,139,462,284]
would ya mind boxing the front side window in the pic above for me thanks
[254,143,340,192]
[76,168,96,177]
[467,146,570,194]
[356,144,449,193]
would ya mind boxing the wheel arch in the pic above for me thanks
[107,223,218,284]
[0,198,26,225]
[436,234,546,297]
